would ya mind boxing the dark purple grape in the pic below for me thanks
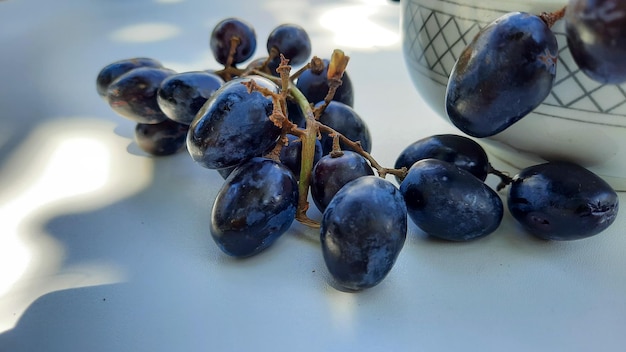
[445,12,558,137]
[321,176,407,291]
[266,24,312,66]
[187,76,281,169]
[566,0,626,84]
[278,134,323,179]
[316,101,372,155]
[507,161,619,240]
[96,57,162,101]
[296,59,354,107]
[246,57,281,77]
[157,71,223,125]
[400,159,503,241]
[106,67,175,124]
[134,119,188,156]
[210,17,257,66]
[211,157,299,257]
[310,151,374,213]
[394,134,489,183]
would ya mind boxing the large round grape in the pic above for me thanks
[445,12,558,137]
[566,0,626,84]
[508,161,619,240]
[157,71,223,125]
[321,176,407,291]
[266,23,312,66]
[96,57,162,101]
[400,159,503,241]
[210,17,257,66]
[394,134,489,183]
[310,151,374,213]
[106,66,175,124]
[316,101,372,155]
[211,158,299,258]
[187,76,281,169]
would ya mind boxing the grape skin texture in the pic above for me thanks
[210,17,257,65]
[157,71,224,125]
[96,57,162,101]
[394,134,489,183]
[316,101,372,155]
[134,119,189,156]
[310,151,374,213]
[320,176,407,291]
[211,158,299,258]
[186,76,281,169]
[266,23,312,66]
[400,159,503,241]
[508,162,619,240]
[106,67,175,124]
[566,0,626,84]
[296,59,354,107]
[445,12,558,137]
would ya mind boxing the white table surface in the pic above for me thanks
[1,0,625,351]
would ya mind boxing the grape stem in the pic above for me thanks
[539,6,567,28]
[489,163,514,191]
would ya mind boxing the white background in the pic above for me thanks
[0,0,625,351]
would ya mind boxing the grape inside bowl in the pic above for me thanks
[400,0,626,191]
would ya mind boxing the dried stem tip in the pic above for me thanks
[327,49,350,81]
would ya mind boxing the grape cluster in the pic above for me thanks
[445,1,626,137]
[97,15,619,292]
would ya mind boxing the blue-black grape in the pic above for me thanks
[507,161,619,240]
[96,57,162,101]
[310,151,374,213]
[211,157,299,257]
[210,17,257,66]
[134,119,188,156]
[279,134,323,179]
[316,101,372,155]
[400,159,503,241]
[187,76,281,169]
[394,134,489,183]
[320,176,407,291]
[106,66,175,124]
[157,71,224,125]
[445,12,558,137]
[296,59,354,107]
[566,0,626,84]
[266,23,312,66]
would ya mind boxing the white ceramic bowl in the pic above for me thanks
[400,0,626,191]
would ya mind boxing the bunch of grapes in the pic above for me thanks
[97,13,619,292]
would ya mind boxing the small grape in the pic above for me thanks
[566,0,626,84]
[394,134,489,183]
[445,12,558,137]
[266,23,312,66]
[96,57,162,101]
[134,119,188,156]
[157,71,224,125]
[210,17,257,66]
[106,66,175,124]
[310,151,374,213]
[278,134,323,179]
[296,59,354,107]
[321,176,407,291]
[187,76,281,169]
[211,157,298,257]
[400,159,503,241]
[316,101,372,155]
[508,161,619,240]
